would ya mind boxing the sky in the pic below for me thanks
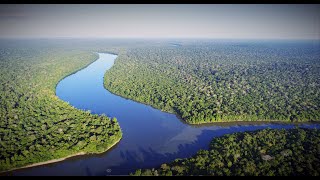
[0,4,319,39]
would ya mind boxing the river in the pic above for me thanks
[12,53,320,176]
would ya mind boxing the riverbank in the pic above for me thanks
[1,137,122,175]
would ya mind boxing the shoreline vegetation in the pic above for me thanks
[1,137,121,174]
[0,42,122,173]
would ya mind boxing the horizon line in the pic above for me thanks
[1,37,320,41]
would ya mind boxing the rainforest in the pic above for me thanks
[0,39,319,176]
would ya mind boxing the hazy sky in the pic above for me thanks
[0,4,319,39]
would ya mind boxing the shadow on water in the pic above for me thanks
[100,123,320,176]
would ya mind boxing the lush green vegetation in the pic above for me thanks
[132,128,320,176]
[105,41,320,124]
[0,40,122,172]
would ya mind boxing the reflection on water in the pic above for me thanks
[10,53,320,176]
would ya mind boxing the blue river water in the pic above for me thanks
[12,53,320,176]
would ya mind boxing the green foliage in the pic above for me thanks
[104,41,320,124]
[0,40,122,172]
[132,128,320,176]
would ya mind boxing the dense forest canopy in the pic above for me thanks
[0,39,126,172]
[132,128,320,176]
[105,40,320,124]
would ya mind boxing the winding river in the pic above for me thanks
[12,53,320,176]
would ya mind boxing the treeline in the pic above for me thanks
[104,41,320,124]
[132,128,320,176]
[0,40,122,172]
